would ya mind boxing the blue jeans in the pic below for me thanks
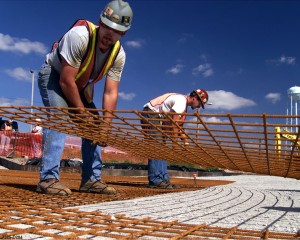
[38,63,102,183]
[148,159,169,185]
[141,109,170,185]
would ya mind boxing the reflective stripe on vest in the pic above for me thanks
[53,19,121,103]
[73,20,121,92]
[80,39,120,103]
[93,40,121,83]
[75,21,97,81]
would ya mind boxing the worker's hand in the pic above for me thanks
[70,110,100,125]
[92,124,112,147]
[69,109,87,124]
[93,140,108,147]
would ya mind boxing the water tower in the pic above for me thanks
[287,86,300,132]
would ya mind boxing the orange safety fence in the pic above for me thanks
[0,131,42,158]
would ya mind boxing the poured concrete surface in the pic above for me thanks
[74,175,300,234]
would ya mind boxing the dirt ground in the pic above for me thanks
[0,170,232,203]
[0,170,231,230]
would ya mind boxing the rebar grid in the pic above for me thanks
[0,106,299,179]
[0,170,298,240]
[1,210,298,240]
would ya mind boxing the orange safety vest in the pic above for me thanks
[52,19,121,103]
[149,93,187,123]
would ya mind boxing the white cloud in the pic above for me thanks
[185,116,228,129]
[226,68,244,76]
[265,92,281,104]
[125,40,142,48]
[192,63,214,77]
[202,116,228,123]
[0,97,30,106]
[241,125,257,130]
[166,64,184,74]
[267,55,296,65]
[279,55,296,65]
[4,67,33,82]
[0,33,47,55]
[178,33,194,43]
[207,90,256,110]
[118,92,136,101]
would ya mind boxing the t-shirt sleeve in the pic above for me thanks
[59,26,89,68]
[171,96,187,113]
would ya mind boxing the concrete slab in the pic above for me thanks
[73,175,300,234]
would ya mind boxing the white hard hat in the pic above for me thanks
[100,0,133,32]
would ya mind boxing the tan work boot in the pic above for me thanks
[79,180,116,194]
[36,179,72,196]
[149,181,177,189]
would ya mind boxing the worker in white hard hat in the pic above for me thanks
[37,0,133,196]
[0,119,14,156]
[141,89,209,189]
[31,119,43,158]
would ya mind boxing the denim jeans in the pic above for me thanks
[141,109,170,185]
[38,63,102,183]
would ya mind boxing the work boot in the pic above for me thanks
[149,181,173,189]
[79,180,117,194]
[170,184,180,189]
[36,179,72,196]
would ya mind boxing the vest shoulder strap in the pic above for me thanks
[150,93,177,107]
[92,40,121,82]
[75,20,97,80]
[51,19,94,61]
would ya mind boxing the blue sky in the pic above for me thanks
[0,0,299,132]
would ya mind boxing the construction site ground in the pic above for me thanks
[0,168,299,239]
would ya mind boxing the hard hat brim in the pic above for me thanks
[195,93,205,109]
[199,100,205,109]
[101,16,130,32]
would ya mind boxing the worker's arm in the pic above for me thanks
[93,77,119,147]
[59,58,84,112]
[102,76,119,124]
[170,114,181,137]
[179,130,189,145]
[168,115,189,145]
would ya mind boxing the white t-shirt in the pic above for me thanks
[46,25,126,81]
[145,94,187,114]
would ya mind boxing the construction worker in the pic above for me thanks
[31,119,42,158]
[0,119,14,156]
[141,89,209,188]
[37,0,133,196]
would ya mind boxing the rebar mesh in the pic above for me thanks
[0,106,299,179]
[0,170,298,240]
